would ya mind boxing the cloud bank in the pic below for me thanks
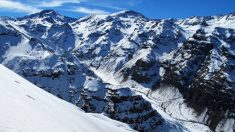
[0,0,130,15]
[39,0,81,7]
[0,0,40,13]
[70,6,109,14]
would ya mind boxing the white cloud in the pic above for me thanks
[70,7,109,14]
[39,0,80,7]
[0,0,40,13]
[86,3,124,10]
[101,5,124,10]
[0,0,112,15]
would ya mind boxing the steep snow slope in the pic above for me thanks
[0,64,133,132]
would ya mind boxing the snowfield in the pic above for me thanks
[0,64,133,132]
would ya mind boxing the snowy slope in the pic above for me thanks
[0,64,133,132]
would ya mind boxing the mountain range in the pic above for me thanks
[0,10,235,132]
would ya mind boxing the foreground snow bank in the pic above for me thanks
[0,65,133,132]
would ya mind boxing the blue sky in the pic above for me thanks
[0,0,235,19]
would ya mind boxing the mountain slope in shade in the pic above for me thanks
[0,64,133,132]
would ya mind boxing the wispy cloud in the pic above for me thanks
[101,5,124,10]
[0,0,128,15]
[70,7,109,14]
[85,3,124,10]
[39,0,81,7]
[0,0,40,13]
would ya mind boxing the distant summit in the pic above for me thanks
[17,9,76,23]
[112,10,145,18]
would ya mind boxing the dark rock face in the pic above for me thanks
[77,87,171,131]
[158,29,235,130]
[161,30,213,88]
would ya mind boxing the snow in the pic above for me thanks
[3,37,31,61]
[216,118,235,132]
[7,21,31,38]
[144,86,211,132]
[204,48,223,80]
[91,67,120,85]
[91,59,211,132]
[0,65,133,132]
[1,10,235,132]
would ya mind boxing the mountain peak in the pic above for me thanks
[18,9,60,19]
[17,9,76,23]
[112,10,145,18]
[38,9,60,17]
[39,9,57,14]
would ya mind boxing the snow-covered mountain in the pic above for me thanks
[0,64,133,132]
[0,10,235,131]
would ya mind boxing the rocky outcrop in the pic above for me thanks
[77,87,178,131]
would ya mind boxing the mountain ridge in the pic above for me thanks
[0,10,235,131]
